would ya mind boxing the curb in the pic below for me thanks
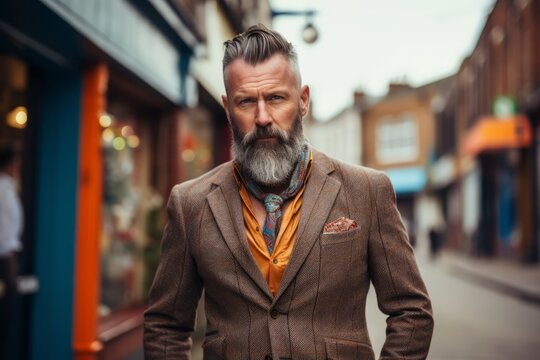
[448,264,540,306]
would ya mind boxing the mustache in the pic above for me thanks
[240,126,289,147]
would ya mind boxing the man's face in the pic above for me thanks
[221,54,310,187]
[222,54,309,139]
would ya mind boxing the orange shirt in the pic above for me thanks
[233,157,312,296]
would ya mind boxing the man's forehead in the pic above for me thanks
[226,55,289,75]
[224,54,299,90]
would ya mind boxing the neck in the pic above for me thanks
[258,181,290,195]
[241,170,291,195]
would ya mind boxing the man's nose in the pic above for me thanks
[255,100,272,127]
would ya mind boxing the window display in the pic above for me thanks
[99,112,163,315]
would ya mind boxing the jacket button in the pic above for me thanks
[270,308,279,319]
[264,356,272,360]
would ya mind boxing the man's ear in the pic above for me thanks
[221,95,231,123]
[300,85,310,117]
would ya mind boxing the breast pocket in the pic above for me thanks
[320,227,361,246]
[319,226,365,274]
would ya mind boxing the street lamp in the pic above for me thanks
[271,9,319,44]
[301,22,318,44]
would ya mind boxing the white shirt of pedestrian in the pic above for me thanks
[0,173,23,257]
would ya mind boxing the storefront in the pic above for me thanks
[95,75,222,359]
[384,166,428,247]
[1,0,202,359]
[95,71,174,359]
[462,114,533,259]
[524,88,540,263]
[0,53,40,360]
[535,120,540,261]
[1,0,87,352]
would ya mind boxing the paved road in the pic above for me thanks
[367,252,540,360]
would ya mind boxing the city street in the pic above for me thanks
[3,0,539,358]
[366,247,540,360]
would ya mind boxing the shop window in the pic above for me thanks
[99,111,163,315]
[0,56,28,152]
[0,55,29,257]
[180,107,214,180]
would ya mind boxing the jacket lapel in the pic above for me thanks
[206,166,273,299]
[273,150,341,302]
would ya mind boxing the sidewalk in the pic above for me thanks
[438,250,540,305]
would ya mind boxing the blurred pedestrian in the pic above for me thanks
[428,222,446,259]
[429,227,440,258]
[0,144,22,360]
[144,24,433,360]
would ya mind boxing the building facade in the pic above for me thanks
[362,79,450,248]
[303,93,363,166]
[431,0,540,262]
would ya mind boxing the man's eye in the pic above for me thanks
[269,95,284,101]
[238,98,254,105]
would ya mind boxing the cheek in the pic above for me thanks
[274,106,300,128]
[230,111,255,133]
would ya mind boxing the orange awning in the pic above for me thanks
[462,114,532,157]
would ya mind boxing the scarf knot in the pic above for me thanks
[263,194,283,213]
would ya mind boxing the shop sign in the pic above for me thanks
[493,96,517,118]
[40,0,188,104]
[385,166,427,195]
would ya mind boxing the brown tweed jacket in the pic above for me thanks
[144,149,433,360]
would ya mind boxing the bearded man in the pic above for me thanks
[144,24,433,360]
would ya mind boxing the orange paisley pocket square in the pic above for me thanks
[323,217,358,234]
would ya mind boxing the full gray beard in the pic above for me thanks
[231,117,304,188]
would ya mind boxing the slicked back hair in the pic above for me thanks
[222,24,301,87]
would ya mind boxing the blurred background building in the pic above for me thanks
[303,93,363,166]
[306,0,539,263]
[430,0,539,263]
[361,78,451,245]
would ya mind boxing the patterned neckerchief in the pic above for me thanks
[245,143,311,254]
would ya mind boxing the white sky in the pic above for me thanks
[270,0,496,121]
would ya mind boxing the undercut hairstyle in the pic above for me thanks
[222,24,301,85]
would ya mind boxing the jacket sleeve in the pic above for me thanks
[368,172,434,360]
[144,185,203,359]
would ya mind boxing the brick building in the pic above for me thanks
[362,79,451,245]
[431,0,540,262]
